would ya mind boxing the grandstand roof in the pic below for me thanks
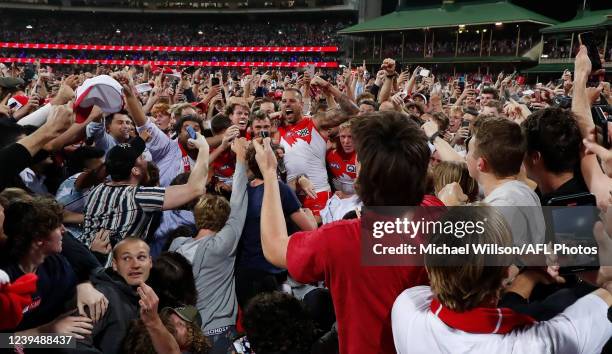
[521,63,574,74]
[338,1,557,35]
[540,9,612,33]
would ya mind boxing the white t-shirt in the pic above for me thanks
[392,286,612,354]
[320,194,362,224]
[484,180,546,245]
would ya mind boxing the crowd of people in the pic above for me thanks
[358,38,538,59]
[0,16,346,47]
[0,35,611,354]
[0,50,339,64]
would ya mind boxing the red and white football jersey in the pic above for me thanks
[280,116,330,192]
[326,149,357,195]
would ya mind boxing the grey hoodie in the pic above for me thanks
[170,162,248,332]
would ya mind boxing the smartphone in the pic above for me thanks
[546,203,600,275]
[260,130,270,138]
[578,31,602,72]
[211,77,220,86]
[186,126,197,140]
[546,192,596,206]
[592,105,611,149]
[461,120,471,128]
[419,69,430,77]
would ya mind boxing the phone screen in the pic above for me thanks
[186,126,197,140]
[548,205,600,274]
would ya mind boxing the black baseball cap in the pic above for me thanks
[105,137,146,181]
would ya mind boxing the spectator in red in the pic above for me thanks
[255,111,437,354]
[326,121,356,198]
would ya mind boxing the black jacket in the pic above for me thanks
[66,268,140,354]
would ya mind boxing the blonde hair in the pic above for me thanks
[193,194,230,232]
[432,161,479,202]
[426,205,513,312]
[338,120,352,132]
[170,103,195,119]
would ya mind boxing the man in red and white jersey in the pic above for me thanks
[279,80,357,216]
[326,121,357,198]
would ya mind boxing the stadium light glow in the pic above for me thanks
[198,30,203,35]
[495,22,503,26]
[0,57,339,68]
[0,42,339,53]
[26,25,33,29]
[116,29,121,34]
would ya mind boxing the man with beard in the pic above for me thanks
[124,83,209,187]
[279,78,357,217]
[80,132,210,253]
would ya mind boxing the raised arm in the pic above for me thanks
[254,138,288,268]
[209,138,249,255]
[19,105,74,157]
[310,76,358,131]
[572,45,612,207]
[44,105,100,151]
[122,83,148,128]
[162,133,209,210]
[422,120,464,163]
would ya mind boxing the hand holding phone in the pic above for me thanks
[186,125,197,140]
[578,32,602,73]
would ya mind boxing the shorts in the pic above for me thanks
[300,191,331,216]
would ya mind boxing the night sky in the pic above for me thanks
[390,0,611,20]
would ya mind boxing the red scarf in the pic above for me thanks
[430,298,536,334]
[0,273,38,331]
[178,141,191,173]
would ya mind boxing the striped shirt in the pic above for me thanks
[81,183,165,247]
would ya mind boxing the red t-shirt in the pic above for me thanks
[287,219,429,354]
[210,148,235,182]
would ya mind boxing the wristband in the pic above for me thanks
[428,131,441,144]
